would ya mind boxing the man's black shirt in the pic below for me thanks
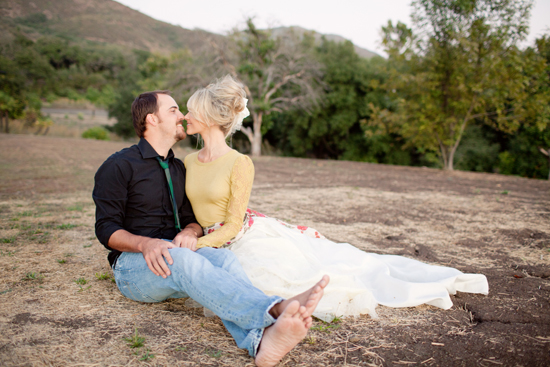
[93,138,198,267]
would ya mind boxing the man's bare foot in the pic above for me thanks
[271,275,330,319]
[255,300,308,367]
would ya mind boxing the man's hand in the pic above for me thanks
[172,228,198,251]
[139,238,176,278]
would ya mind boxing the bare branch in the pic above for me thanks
[263,70,305,103]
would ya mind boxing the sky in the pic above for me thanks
[114,0,550,56]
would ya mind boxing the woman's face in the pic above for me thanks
[184,110,206,135]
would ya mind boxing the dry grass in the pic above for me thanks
[0,133,549,366]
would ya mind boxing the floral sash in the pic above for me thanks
[202,208,325,248]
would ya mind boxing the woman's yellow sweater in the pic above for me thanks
[184,150,254,248]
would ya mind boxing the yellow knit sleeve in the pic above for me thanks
[196,155,254,248]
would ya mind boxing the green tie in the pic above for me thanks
[156,157,182,232]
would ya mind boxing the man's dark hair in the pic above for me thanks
[131,90,171,138]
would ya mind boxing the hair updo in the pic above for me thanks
[187,75,248,137]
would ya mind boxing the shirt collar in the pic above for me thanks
[137,138,175,161]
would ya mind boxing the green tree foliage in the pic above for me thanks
[106,50,172,139]
[0,33,54,132]
[269,39,418,165]
[0,31,133,134]
[82,126,110,141]
[498,35,550,179]
[380,0,549,170]
[271,40,370,159]
[498,126,550,179]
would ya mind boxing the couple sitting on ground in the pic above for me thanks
[93,75,488,366]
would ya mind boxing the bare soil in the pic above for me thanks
[0,134,549,366]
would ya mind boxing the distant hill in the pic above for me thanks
[0,0,221,54]
[0,0,379,58]
[271,26,380,59]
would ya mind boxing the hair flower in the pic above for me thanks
[232,98,250,133]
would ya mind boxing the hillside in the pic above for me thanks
[0,0,221,54]
[272,26,380,58]
[0,0,379,58]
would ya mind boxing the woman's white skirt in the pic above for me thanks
[228,216,488,322]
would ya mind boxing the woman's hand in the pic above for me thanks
[172,228,198,251]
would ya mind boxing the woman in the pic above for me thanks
[177,75,488,322]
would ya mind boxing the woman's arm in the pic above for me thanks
[196,155,254,248]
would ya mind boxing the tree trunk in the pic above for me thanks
[540,147,550,180]
[439,142,452,171]
[446,144,458,171]
[250,112,264,157]
[3,112,9,134]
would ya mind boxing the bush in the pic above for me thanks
[82,126,110,140]
[455,124,500,173]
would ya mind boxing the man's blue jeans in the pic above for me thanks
[112,247,283,356]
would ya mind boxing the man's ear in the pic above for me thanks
[145,113,158,128]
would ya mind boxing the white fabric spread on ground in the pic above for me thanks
[229,217,489,322]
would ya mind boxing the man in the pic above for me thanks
[93,90,329,366]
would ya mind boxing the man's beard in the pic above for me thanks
[175,128,186,142]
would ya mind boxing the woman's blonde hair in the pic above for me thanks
[187,75,247,137]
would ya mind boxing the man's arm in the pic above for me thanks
[94,155,177,277]
[172,223,203,251]
[108,229,177,278]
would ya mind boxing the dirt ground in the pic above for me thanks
[0,134,549,367]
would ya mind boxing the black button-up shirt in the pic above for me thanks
[93,138,198,267]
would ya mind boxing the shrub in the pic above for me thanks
[82,126,110,140]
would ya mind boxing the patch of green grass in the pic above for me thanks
[205,348,222,358]
[175,346,187,352]
[83,244,92,248]
[74,277,88,285]
[95,272,111,280]
[9,217,19,222]
[19,211,33,217]
[1,237,16,244]
[56,224,77,230]
[0,249,16,256]
[311,317,342,333]
[26,229,44,235]
[77,285,91,292]
[64,253,74,257]
[331,316,342,323]
[57,259,66,264]
[124,328,146,349]
[305,336,316,344]
[501,190,509,195]
[37,233,51,244]
[139,349,155,361]
[22,272,44,282]
[67,204,84,211]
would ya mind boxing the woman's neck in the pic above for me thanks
[198,126,232,163]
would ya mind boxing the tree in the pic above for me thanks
[191,20,323,156]
[381,0,549,170]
